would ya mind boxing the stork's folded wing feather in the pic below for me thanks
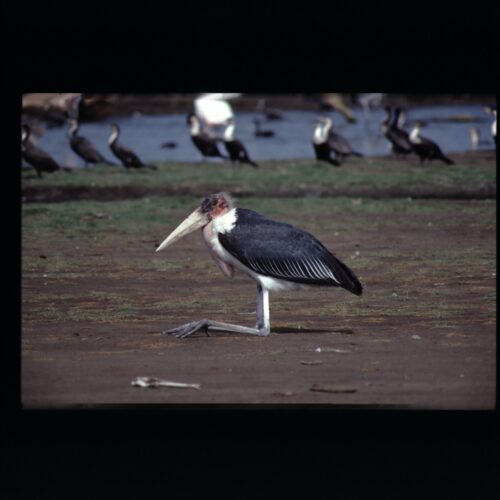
[218,209,362,295]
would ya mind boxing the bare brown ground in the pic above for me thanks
[21,198,496,409]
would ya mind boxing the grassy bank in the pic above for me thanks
[21,151,496,202]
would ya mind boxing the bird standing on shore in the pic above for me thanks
[320,117,363,160]
[156,193,362,338]
[312,118,341,166]
[222,119,258,168]
[108,124,157,170]
[21,124,68,178]
[187,113,227,161]
[68,119,115,167]
[381,107,413,157]
[409,122,454,165]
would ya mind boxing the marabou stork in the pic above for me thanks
[21,124,67,178]
[312,118,341,166]
[108,124,157,170]
[409,122,454,165]
[223,119,258,168]
[381,107,413,156]
[156,193,363,338]
[68,119,115,167]
[320,117,363,160]
[187,113,228,161]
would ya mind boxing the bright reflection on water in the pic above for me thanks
[33,105,495,168]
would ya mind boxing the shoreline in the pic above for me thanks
[21,149,496,204]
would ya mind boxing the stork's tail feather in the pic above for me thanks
[352,151,364,157]
[250,161,259,168]
[328,255,363,296]
[442,155,454,165]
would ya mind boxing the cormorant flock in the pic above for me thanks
[21,99,495,178]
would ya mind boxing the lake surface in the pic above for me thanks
[30,105,495,167]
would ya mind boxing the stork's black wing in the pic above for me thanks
[218,209,362,296]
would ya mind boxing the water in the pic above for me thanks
[31,105,495,168]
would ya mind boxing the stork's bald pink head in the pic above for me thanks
[201,192,234,219]
[155,193,235,253]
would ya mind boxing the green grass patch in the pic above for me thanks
[22,158,496,193]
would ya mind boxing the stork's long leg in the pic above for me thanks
[163,284,271,338]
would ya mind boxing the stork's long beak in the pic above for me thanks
[155,207,209,252]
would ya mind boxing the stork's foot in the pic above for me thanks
[164,319,212,338]
[163,319,270,338]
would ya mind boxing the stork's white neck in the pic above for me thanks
[224,123,235,141]
[108,128,119,145]
[202,208,239,279]
[212,208,238,234]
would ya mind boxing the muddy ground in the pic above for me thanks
[21,153,496,409]
[22,210,496,409]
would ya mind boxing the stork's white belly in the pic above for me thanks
[202,212,305,293]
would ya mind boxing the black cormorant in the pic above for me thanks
[381,107,413,156]
[409,122,454,165]
[320,117,363,159]
[68,119,115,167]
[108,124,157,170]
[21,124,66,178]
[312,119,341,166]
[253,119,275,138]
[187,113,227,161]
[160,141,178,149]
[223,119,258,168]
